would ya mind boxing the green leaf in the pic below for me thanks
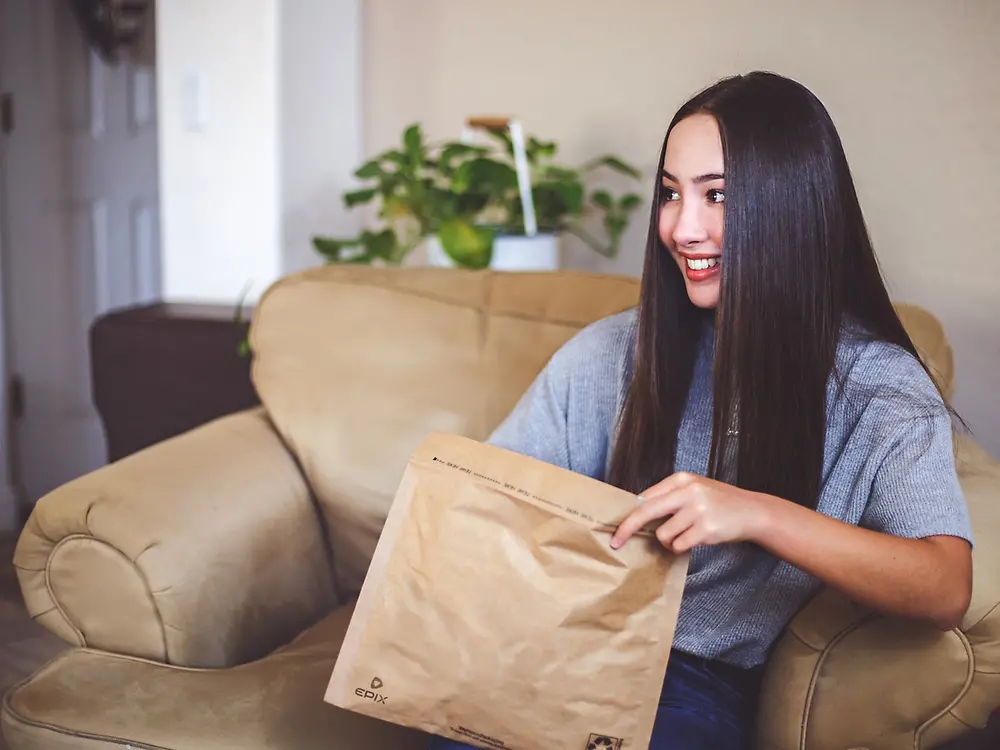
[454,191,491,217]
[591,189,614,210]
[341,253,376,265]
[605,214,627,236]
[343,188,378,208]
[486,129,515,156]
[619,193,643,211]
[538,165,580,182]
[451,161,472,193]
[354,160,383,179]
[425,186,459,219]
[381,149,408,167]
[452,157,516,196]
[438,219,494,269]
[467,158,519,194]
[403,124,424,164]
[581,155,642,180]
[439,142,489,172]
[361,228,397,260]
[528,137,557,161]
[546,180,584,214]
[312,235,361,261]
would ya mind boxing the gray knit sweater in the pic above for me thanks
[487,308,973,668]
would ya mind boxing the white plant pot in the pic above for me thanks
[426,233,561,272]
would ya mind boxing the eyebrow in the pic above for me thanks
[661,169,725,184]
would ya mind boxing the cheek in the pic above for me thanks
[708,210,724,247]
[657,205,676,247]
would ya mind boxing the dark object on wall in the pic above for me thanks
[90,303,260,463]
[70,0,152,65]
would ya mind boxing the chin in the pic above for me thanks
[684,282,720,310]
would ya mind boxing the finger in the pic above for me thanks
[638,471,698,502]
[669,526,703,554]
[654,506,698,550]
[610,492,686,549]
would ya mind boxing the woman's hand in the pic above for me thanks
[609,471,972,630]
[610,472,768,552]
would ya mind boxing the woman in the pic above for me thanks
[435,71,974,749]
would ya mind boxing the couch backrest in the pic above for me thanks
[249,266,640,596]
[249,266,955,597]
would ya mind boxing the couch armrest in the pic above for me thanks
[756,435,1000,750]
[13,408,339,669]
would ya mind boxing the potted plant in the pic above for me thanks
[461,127,643,270]
[311,123,643,270]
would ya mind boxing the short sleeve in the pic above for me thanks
[861,406,974,546]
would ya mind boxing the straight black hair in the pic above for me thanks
[607,71,933,508]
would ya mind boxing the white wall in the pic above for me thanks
[155,0,362,304]
[364,0,1000,457]
[280,0,364,275]
[156,0,281,304]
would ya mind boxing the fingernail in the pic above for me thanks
[610,538,620,549]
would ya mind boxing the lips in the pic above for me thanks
[678,252,721,282]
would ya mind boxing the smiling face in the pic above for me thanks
[658,113,726,309]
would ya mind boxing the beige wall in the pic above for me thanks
[364,0,1000,456]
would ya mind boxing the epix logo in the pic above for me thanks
[355,676,387,704]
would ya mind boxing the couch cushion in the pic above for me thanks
[1,604,428,750]
[249,266,640,596]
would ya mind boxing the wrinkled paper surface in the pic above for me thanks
[325,432,689,750]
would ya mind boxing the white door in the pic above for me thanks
[0,0,160,506]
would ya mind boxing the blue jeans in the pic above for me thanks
[427,650,760,750]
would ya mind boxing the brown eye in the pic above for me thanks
[707,189,725,204]
[661,186,680,203]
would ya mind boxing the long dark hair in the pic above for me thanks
[607,71,928,509]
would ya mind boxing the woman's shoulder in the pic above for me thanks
[831,327,951,443]
[835,329,943,401]
[549,307,637,370]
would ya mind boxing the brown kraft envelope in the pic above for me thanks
[324,432,689,750]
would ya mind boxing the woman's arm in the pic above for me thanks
[610,472,973,630]
[751,492,971,629]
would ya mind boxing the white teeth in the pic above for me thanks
[685,257,719,271]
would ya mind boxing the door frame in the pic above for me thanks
[0,0,21,532]
[0,0,163,519]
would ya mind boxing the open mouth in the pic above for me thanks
[685,256,719,271]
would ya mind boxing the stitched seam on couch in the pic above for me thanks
[914,628,976,750]
[46,533,168,661]
[42,535,88,646]
[2,689,171,750]
[2,676,175,750]
[792,619,976,750]
[795,614,878,750]
[964,597,1000,632]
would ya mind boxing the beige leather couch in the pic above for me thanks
[5,267,1000,750]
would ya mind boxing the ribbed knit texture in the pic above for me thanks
[488,308,973,668]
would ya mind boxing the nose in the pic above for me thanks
[672,199,709,247]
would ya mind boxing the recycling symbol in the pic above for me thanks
[587,737,616,750]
